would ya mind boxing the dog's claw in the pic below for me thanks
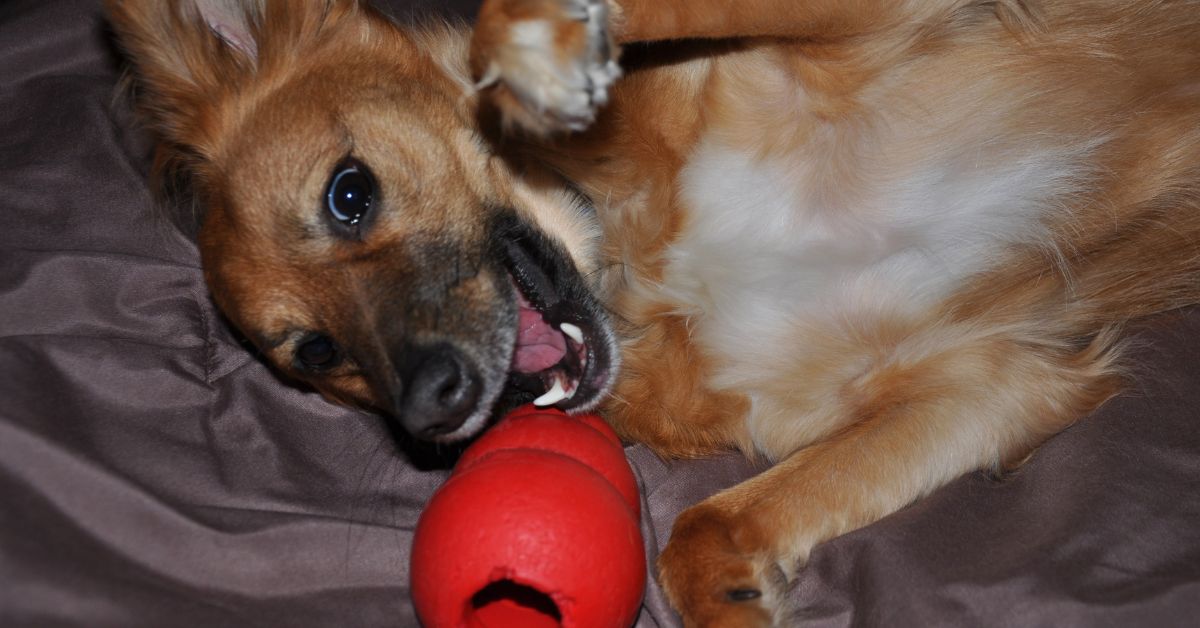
[728,588,764,602]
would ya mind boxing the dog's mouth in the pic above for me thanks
[497,224,615,413]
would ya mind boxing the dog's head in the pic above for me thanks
[107,0,617,441]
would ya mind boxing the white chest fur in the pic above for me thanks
[659,107,1101,453]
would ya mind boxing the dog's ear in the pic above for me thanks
[194,0,260,61]
[106,0,265,156]
[107,0,365,160]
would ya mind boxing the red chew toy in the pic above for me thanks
[411,406,645,628]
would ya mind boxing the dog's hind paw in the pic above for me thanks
[471,0,621,135]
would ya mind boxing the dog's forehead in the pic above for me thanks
[200,100,498,329]
[210,73,489,241]
[221,75,446,184]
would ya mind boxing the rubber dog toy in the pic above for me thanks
[411,405,645,627]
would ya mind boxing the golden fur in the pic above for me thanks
[108,0,1200,625]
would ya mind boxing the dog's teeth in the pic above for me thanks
[560,323,584,345]
[533,377,569,407]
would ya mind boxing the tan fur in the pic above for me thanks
[109,0,1200,625]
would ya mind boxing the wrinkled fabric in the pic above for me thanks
[1,1,1198,627]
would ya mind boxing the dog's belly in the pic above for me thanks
[654,54,1104,458]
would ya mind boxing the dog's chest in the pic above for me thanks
[651,70,1098,399]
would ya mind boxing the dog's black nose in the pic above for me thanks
[396,345,481,439]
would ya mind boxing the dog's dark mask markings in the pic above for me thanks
[256,202,616,441]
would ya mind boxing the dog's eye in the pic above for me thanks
[296,334,341,371]
[325,160,375,226]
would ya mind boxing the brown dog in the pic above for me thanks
[108,0,1200,624]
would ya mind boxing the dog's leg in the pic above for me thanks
[470,0,986,133]
[609,0,982,42]
[657,322,1122,626]
[470,0,621,134]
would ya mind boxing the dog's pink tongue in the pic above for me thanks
[513,296,567,373]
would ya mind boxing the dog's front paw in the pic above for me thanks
[658,504,789,627]
[471,0,621,134]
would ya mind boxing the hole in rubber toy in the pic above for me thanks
[468,579,562,627]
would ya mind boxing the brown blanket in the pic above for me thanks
[2,1,1198,626]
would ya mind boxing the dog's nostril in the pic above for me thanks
[399,345,482,438]
[437,368,463,405]
[429,352,478,414]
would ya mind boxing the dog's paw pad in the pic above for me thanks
[475,0,620,134]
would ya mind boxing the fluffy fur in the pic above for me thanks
[108,0,1200,625]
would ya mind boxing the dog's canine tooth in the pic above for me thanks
[560,323,585,345]
[533,376,569,406]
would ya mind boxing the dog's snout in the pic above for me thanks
[396,345,482,438]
